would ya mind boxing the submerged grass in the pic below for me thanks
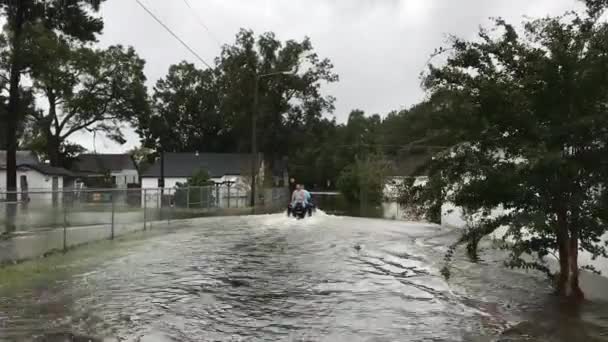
[0,230,153,293]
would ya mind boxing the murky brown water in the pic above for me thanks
[1,213,608,341]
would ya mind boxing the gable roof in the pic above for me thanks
[72,154,137,173]
[17,164,74,177]
[0,150,39,167]
[141,152,259,178]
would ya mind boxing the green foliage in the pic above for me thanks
[402,4,608,293]
[337,157,388,205]
[175,169,215,208]
[139,62,221,152]
[183,169,212,187]
[127,146,154,171]
[25,32,149,166]
[135,29,450,190]
[0,0,106,156]
[136,29,338,172]
[336,164,358,203]
[216,29,338,158]
[23,132,85,169]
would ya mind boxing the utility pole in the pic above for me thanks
[251,75,259,208]
[160,150,165,190]
[250,68,298,208]
[4,2,26,234]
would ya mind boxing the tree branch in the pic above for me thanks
[57,68,115,132]
[60,101,117,140]
[61,117,104,139]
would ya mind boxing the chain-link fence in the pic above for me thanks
[0,185,289,263]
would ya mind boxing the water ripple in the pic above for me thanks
[1,213,607,341]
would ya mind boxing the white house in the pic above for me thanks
[140,152,273,208]
[72,153,139,187]
[384,176,428,200]
[0,151,74,203]
[383,150,433,201]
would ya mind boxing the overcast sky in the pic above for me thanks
[68,0,581,153]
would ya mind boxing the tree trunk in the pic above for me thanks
[4,3,26,234]
[47,135,61,167]
[568,229,584,299]
[48,150,60,167]
[45,91,62,167]
[555,211,584,300]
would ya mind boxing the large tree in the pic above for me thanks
[27,33,149,167]
[287,117,344,188]
[137,29,338,178]
[401,2,608,299]
[138,62,222,153]
[215,29,338,163]
[0,0,105,232]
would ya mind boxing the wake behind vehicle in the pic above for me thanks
[287,202,314,219]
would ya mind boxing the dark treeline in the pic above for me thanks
[120,28,452,193]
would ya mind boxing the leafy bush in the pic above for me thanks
[337,157,388,205]
[175,169,215,208]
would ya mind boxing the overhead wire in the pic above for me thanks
[181,0,223,49]
[134,0,213,69]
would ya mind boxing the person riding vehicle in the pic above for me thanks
[287,184,314,217]
[302,186,314,216]
[288,184,309,217]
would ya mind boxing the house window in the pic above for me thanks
[157,178,165,188]
[112,176,117,185]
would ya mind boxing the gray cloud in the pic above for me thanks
[70,0,580,152]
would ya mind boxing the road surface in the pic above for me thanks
[1,213,607,341]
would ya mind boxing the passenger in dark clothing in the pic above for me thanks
[289,178,297,194]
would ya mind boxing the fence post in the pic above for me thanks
[110,190,115,240]
[208,186,212,209]
[157,188,161,223]
[63,190,68,253]
[172,188,176,222]
[202,186,206,209]
[215,185,220,208]
[186,186,190,209]
[143,188,147,231]
[167,188,171,226]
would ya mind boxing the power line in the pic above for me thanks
[135,0,213,69]
[181,0,222,48]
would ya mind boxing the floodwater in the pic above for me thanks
[1,212,608,341]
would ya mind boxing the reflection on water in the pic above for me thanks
[313,193,404,220]
[0,212,607,341]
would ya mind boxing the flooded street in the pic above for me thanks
[1,213,608,341]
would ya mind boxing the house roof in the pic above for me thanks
[141,152,260,178]
[0,150,39,167]
[72,154,137,173]
[17,164,74,177]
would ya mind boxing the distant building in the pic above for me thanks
[141,152,261,187]
[383,150,433,201]
[72,153,139,188]
[140,152,288,208]
[0,150,74,203]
